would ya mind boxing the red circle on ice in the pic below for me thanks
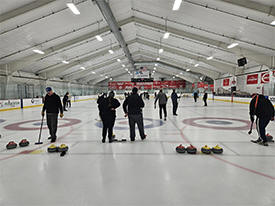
[182,117,251,130]
[4,118,81,131]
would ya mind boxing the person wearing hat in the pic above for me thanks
[97,91,120,143]
[123,87,146,141]
[41,87,64,143]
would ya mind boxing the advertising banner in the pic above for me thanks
[247,74,258,85]
[223,78,230,86]
[261,72,269,84]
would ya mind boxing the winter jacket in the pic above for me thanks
[155,92,168,105]
[123,93,145,115]
[249,94,274,120]
[42,93,63,114]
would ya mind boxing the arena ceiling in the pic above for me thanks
[0,0,274,85]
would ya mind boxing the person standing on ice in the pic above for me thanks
[203,91,208,106]
[41,87,64,143]
[171,89,180,116]
[98,91,120,143]
[154,89,168,121]
[123,87,146,141]
[193,91,198,102]
[249,93,274,146]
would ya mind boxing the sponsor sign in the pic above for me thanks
[223,78,230,86]
[261,72,269,84]
[0,99,21,109]
[247,74,258,85]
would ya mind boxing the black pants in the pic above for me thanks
[203,99,207,106]
[194,97,197,102]
[128,114,145,140]
[63,100,67,111]
[101,116,115,141]
[172,102,178,115]
[46,113,58,139]
[159,104,167,119]
[256,117,270,142]
[67,100,71,108]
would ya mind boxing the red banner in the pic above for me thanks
[247,74,258,85]
[261,72,269,84]
[108,80,186,90]
[223,78,230,86]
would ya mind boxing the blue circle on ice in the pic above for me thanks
[95,118,164,130]
[205,120,233,125]
[33,122,42,126]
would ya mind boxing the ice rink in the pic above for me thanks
[0,97,275,206]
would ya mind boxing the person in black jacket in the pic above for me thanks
[171,89,180,115]
[249,93,274,146]
[203,92,208,106]
[97,91,120,143]
[41,87,64,143]
[63,92,69,111]
[123,87,146,141]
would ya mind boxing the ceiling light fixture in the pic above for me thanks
[117,59,121,62]
[95,35,103,42]
[180,72,183,75]
[270,20,275,25]
[110,78,112,80]
[62,60,69,64]
[159,48,164,54]
[206,56,213,60]
[154,67,157,70]
[155,63,158,66]
[108,49,114,54]
[172,0,182,11]
[122,64,125,67]
[95,21,103,41]
[33,49,45,54]
[163,18,170,39]
[80,66,86,70]
[186,69,190,72]
[92,71,96,74]
[163,32,170,39]
[66,3,80,15]
[194,64,199,67]
[156,57,160,61]
[227,42,239,49]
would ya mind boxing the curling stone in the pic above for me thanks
[6,141,17,150]
[211,145,223,154]
[57,144,68,152]
[266,134,274,143]
[19,139,29,147]
[176,144,186,153]
[201,145,211,154]
[47,144,57,153]
[186,144,197,154]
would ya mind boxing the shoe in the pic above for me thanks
[64,109,68,111]
[251,138,261,143]
[141,135,147,140]
[173,114,178,116]
[102,139,105,143]
[51,138,56,143]
[48,136,52,140]
[164,118,167,121]
[258,141,268,146]
[131,138,135,142]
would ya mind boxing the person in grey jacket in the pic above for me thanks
[154,90,168,121]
